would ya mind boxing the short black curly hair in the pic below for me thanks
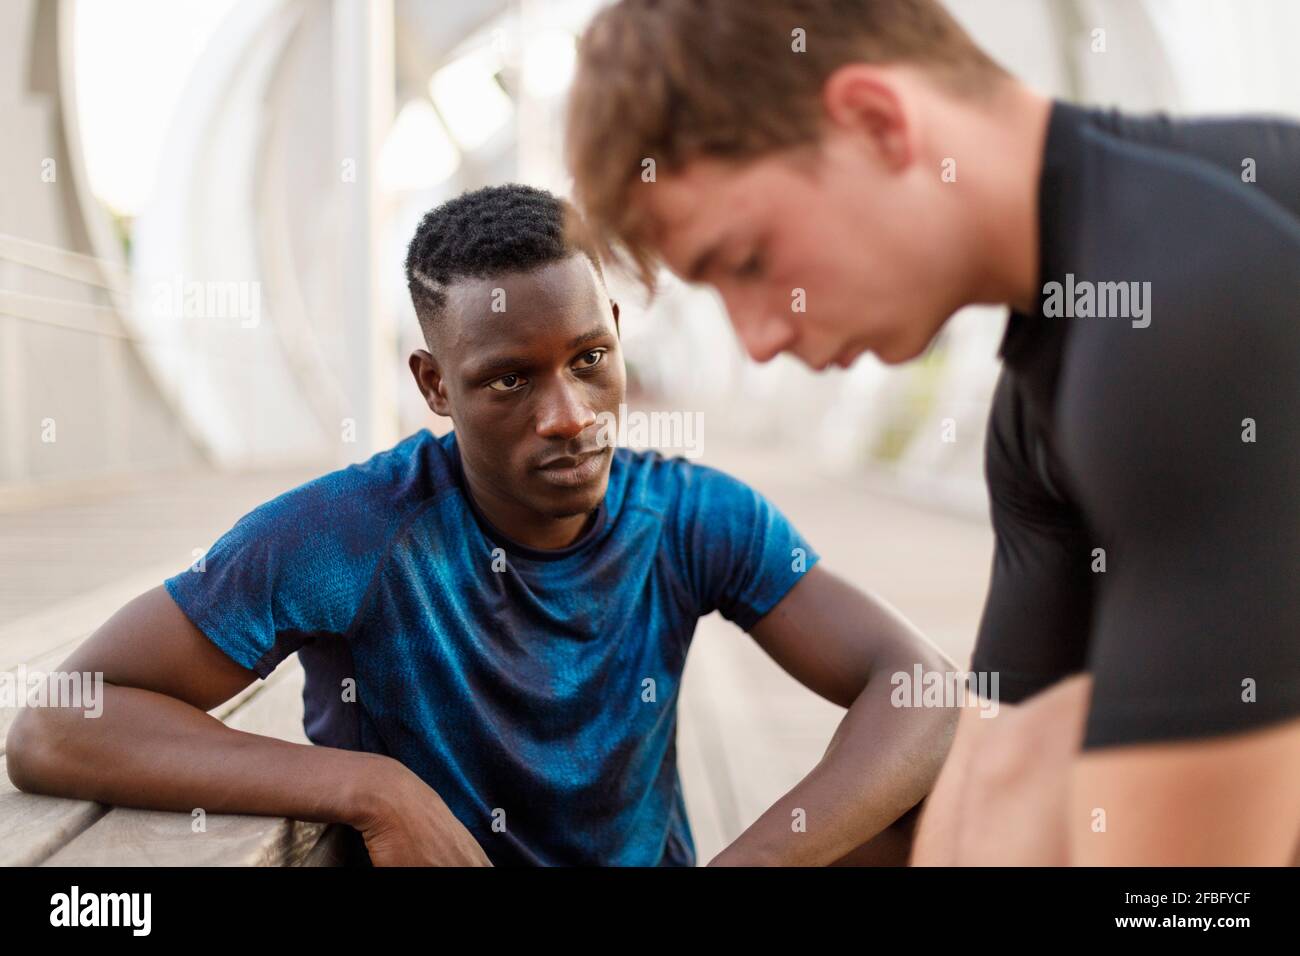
[404,183,604,341]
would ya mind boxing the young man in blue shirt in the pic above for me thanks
[8,185,954,866]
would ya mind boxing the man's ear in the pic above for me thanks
[821,63,913,172]
[610,299,620,337]
[408,349,453,417]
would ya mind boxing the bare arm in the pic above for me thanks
[709,564,958,866]
[911,677,1300,866]
[911,673,1090,866]
[1069,716,1300,865]
[5,585,490,866]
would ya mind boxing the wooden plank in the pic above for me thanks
[0,667,278,865]
[39,661,338,866]
[0,755,105,866]
[0,660,299,866]
[0,586,302,866]
[0,465,336,864]
[296,825,351,867]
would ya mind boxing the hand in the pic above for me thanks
[353,760,493,866]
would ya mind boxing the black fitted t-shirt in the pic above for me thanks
[971,100,1300,749]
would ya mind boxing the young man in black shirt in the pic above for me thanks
[566,0,1300,864]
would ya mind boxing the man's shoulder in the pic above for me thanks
[228,429,453,549]
[1074,112,1300,269]
[1053,117,1300,375]
[611,446,759,516]
[317,427,453,506]
[166,429,456,641]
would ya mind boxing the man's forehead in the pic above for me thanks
[445,254,603,314]
[632,159,759,276]
[640,155,781,242]
[634,160,729,236]
[440,256,611,354]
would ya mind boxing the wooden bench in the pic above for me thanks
[0,563,347,867]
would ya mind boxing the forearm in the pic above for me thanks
[7,683,390,828]
[913,674,1091,866]
[712,665,956,866]
[910,701,981,865]
[1069,715,1300,866]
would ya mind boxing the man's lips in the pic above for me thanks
[796,339,859,372]
[537,446,604,469]
[809,347,852,372]
[535,447,609,488]
[831,340,870,369]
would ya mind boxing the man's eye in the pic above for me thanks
[573,348,606,370]
[487,373,526,392]
[732,252,764,279]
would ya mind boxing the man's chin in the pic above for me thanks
[536,475,610,520]
[807,337,880,371]
[872,343,914,366]
[872,328,937,366]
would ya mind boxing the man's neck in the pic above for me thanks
[461,469,595,552]
[962,83,1054,316]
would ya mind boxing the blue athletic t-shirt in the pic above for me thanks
[164,429,817,865]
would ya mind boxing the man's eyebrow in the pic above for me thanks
[465,329,611,381]
[567,327,614,350]
[466,355,532,380]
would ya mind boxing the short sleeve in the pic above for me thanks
[970,372,1095,703]
[673,463,819,630]
[163,479,381,678]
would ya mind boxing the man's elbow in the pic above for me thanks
[5,707,64,795]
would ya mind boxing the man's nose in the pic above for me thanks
[535,381,597,440]
[734,310,798,364]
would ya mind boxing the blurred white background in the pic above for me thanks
[3,0,1296,503]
